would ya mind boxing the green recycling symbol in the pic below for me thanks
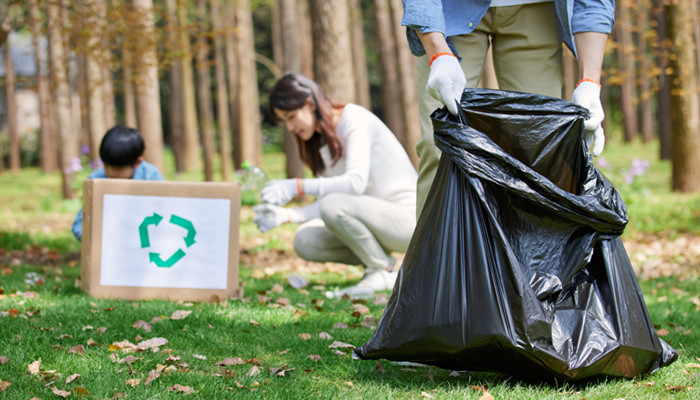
[138,213,196,268]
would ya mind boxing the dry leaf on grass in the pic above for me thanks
[136,337,168,352]
[69,344,84,355]
[298,333,312,340]
[246,366,261,377]
[51,387,71,398]
[216,357,245,366]
[171,310,192,320]
[351,304,370,317]
[319,332,333,340]
[270,283,284,293]
[144,370,160,385]
[65,374,80,384]
[309,355,321,361]
[170,384,195,394]
[0,356,8,364]
[132,320,152,332]
[0,381,11,391]
[329,341,355,349]
[125,379,141,387]
[28,359,41,375]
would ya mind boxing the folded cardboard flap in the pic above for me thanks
[81,179,241,301]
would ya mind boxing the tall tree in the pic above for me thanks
[98,0,115,129]
[390,0,419,166]
[309,0,355,103]
[233,0,262,167]
[132,0,164,172]
[195,0,216,181]
[165,0,186,172]
[211,0,233,180]
[121,37,137,128]
[297,0,314,79]
[615,0,639,142]
[178,0,202,171]
[4,38,20,171]
[29,0,58,172]
[224,1,241,167]
[374,0,404,140]
[278,0,305,180]
[84,0,107,162]
[654,1,672,160]
[636,0,654,143]
[666,0,700,193]
[349,0,370,109]
[48,1,78,198]
[0,0,9,47]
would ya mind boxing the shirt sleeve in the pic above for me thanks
[72,210,83,241]
[571,0,615,34]
[293,202,320,222]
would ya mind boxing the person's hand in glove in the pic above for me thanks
[426,53,466,115]
[572,79,605,157]
[260,178,302,206]
[253,204,302,233]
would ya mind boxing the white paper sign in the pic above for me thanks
[100,194,231,289]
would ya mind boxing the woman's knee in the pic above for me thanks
[318,193,350,222]
[294,228,320,262]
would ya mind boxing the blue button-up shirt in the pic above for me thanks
[401,0,615,58]
[72,160,164,241]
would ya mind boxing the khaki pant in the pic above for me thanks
[416,2,565,217]
[294,193,416,271]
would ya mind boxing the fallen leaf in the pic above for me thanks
[685,363,700,369]
[73,387,91,396]
[276,297,291,307]
[351,304,370,317]
[309,355,321,361]
[86,338,98,346]
[346,381,354,387]
[332,350,346,356]
[170,384,195,394]
[329,341,355,349]
[66,374,80,384]
[298,333,312,340]
[216,357,245,366]
[132,320,152,332]
[56,334,72,339]
[246,366,261,377]
[136,337,168,352]
[69,345,84,355]
[193,354,207,360]
[376,360,385,374]
[144,370,160,385]
[361,316,378,329]
[28,359,41,375]
[51,386,71,398]
[421,392,435,399]
[319,332,333,340]
[479,391,495,400]
[270,283,284,293]
[0,381,11,391]
[250,319,260,326]
[120,355,140,364]
[82,325,93,331]
[171,310,192,320]
[125,379,141,387]
[657,328,669,336]
[95,327,107,334]
[333,322,348,329]
[0,356,8,364]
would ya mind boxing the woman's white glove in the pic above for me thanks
[261,179,300,206]
[253,204,302,233]
[572,80,605,157]
[426,54,465,115]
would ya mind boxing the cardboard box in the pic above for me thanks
[81,179,241,301]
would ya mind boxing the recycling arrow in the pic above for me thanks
[149,249,186,268]
[139,212,163,248]
[169,214,197,247]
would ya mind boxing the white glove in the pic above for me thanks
[253,204,302,233]
[260,179,300,206]
[426,54,466,115]
[572,80,606,157]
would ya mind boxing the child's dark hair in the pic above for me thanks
[99,125,145,166]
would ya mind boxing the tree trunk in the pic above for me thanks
[48,1,77,198]
[374,0,404,141]
[122,37,137,128]
[616,0,638,142]
[97,0,115,129]
[0,0,9,47]
[76,54,91,152]
[390,0,419,167]
[271,0,283,68]
[224,1,241,168]
[165,0,185,172]
[654,0,672,160]
[234,0,262,168]
[309,0,355,103]
[195,0,216,181]
[279,0,305,179]
[178,0,202,172]
[666,0,700,193]
[297,0,314,79]
[636,0,654,143]
[85,0,107,163]
[349,0,370,109]
[211,0,233,181]
[4,41,20,171]
[132,0,164,172]
[30,0,58,172]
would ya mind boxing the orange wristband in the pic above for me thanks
[429,52,457,67]
[295,177,303,196]
[576,78,601,88]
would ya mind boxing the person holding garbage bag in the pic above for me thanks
[253,73,417,296]
[403,0,615,215]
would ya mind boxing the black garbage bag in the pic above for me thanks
[355,89,677,382]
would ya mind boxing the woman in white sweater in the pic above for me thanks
[254,73,417,294]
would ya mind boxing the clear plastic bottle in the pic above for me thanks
[241,161,269,203]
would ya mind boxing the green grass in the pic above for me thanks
[1,140,699,398]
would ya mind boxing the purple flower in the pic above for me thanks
[81,144,90,155]
[625,158,649,184]
[596,157,612,170]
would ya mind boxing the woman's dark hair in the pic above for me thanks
[99,125,145,167]
[268,72,344,176]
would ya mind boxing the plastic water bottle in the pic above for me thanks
[241,161,269,204]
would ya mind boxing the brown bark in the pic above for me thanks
[85,0,107,162]
[616,0,639,142]
[636,0,654,143]
[4,41,20,171]
[178,0,202,172]
[279,0,305,179]
[211,0,232,181]
[654,0,672,160]
[195,0,216,181]
[271,0,283,68]
[97,0,115,129]
[132,0,164,172]
[48,1,78,198]
[308,0,355,103]
[122,37,137,128]
[297,0,314,79]
[234,0,263,168]
[224,1,241,168]
[374,0,404,141]
[666,0,700,193]
[165,0,185,172]
[349,0,370,109]
[390,0,419,167]
[76,54,91,151]
[30,0,58,172]
[0,0,9,47]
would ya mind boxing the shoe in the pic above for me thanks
[325,269,398,299]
